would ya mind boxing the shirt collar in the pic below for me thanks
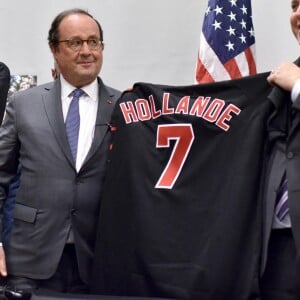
[60,75,98,101]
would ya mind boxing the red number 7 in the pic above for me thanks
[155,124,194,189]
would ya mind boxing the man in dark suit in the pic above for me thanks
[0,62,10,123]
[0,61,16,246]
[0,8,120,294]
[0,61,10,292]
[260,1,300,299]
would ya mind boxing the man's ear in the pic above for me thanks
[49,44,57,56]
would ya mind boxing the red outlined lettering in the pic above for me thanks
[202,98,225,122]
[162,93,175,114]
[120,102,138,124]
[155,124,194,189]
[135,99,152,121]
[216,104,241,131]
[175,96,190,115]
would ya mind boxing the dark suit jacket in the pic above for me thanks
[2,165,21,245]
[262,57,300,273]
[0,77,120,284]
[0,62,10,122]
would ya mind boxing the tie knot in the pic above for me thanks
[72,89,84,99]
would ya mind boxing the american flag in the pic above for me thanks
[195,0,257,83]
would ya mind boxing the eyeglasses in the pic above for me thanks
[58,38,104,51]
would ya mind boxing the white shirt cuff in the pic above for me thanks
[291,79,300,102]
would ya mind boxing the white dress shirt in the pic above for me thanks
[60,75,99,172]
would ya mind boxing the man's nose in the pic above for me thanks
[80,41,92,53]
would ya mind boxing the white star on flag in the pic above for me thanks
[195,0,257,83]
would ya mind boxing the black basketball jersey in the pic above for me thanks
[91,73,272,300]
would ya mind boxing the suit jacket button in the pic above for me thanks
[287,152,294,159]
[71,209,76,215]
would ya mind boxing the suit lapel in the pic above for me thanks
[288,57,300,137]
[42,80,75,167]
[82,78,116,166]
[265,149,285,229]
[267,86,291,143]
[42,78,117,170]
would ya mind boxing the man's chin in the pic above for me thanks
[75,73,97,87]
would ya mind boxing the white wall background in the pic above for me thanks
[0,0,299,91]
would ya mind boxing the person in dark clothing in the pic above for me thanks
[260,1,300,299]
[0,62,10,123]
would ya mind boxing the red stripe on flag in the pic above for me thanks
[195,56,214,83]
[223,58,242,80]
[245,48,257,75]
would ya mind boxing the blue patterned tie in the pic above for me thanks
[275,172,289,221]
[65,89,84,162]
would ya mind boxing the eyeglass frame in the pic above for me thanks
[57,38,104,51]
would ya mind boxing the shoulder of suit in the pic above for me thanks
[106,85,121,98]
[0,62,10,77]
[97,76,121,97]
[9,81,54,102]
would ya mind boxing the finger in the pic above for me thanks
[0,263,7,277]
[0,248,7,277]
[267,75,275,86]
